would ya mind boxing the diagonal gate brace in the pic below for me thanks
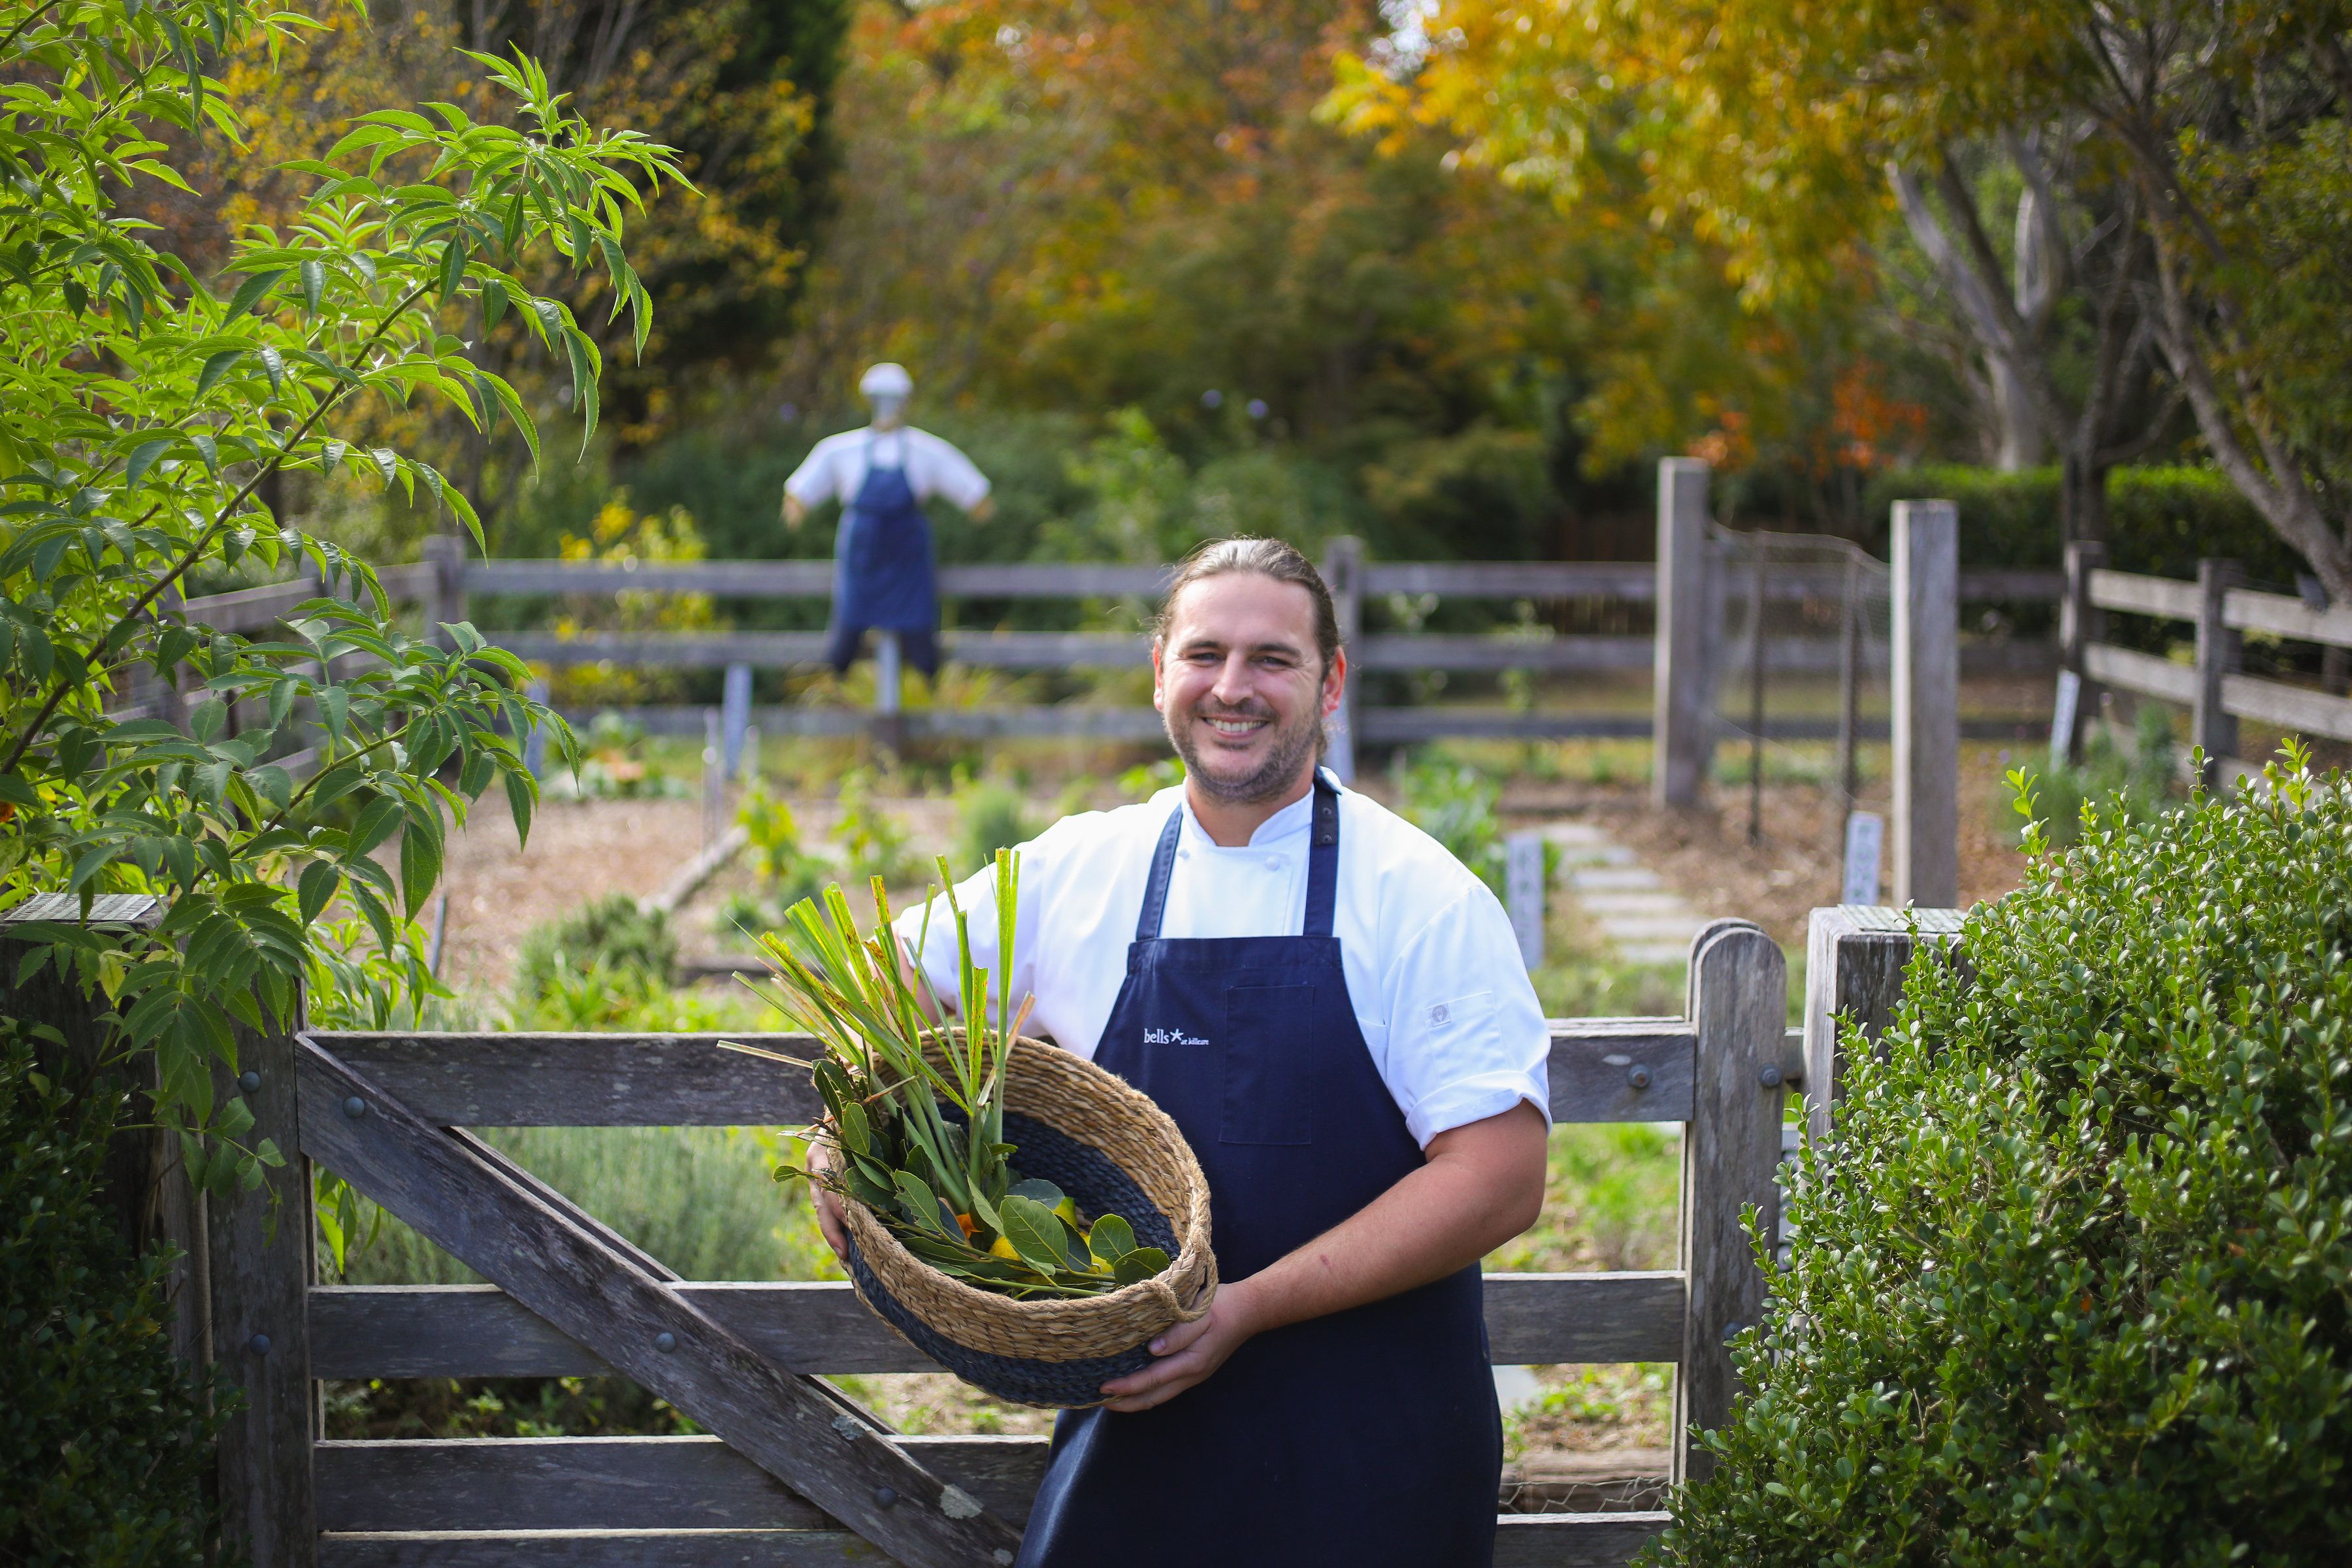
[297,1035,1023,1568]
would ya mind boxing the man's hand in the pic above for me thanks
[805,1139,849,1258]
[1098,1279,1264,1413]
[782,492,808,531]
[1095,1102,1548,1412]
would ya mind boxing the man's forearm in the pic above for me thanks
[1098,1101,1547,1411]
[1231,1101,1549,1338]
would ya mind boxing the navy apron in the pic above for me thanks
[832,435,937,635]
[1018,772,1502,1568]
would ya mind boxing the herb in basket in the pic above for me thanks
[727,851,1169,1300]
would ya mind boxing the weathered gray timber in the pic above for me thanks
[1800,905,1965,1143]
[314,1434,1048,1531]
[314,1513,1670,1568]
[1492,1513,1671,1567]
[0,900,1840,1566]
[1322,534,1364,781]
[420,535,466,652]
[1671,921,1787,1487]
[317,1531,884,1567]
[1891,499,1959,908]
[210,1011,319,1568]
[2193,559,2244,783]
[294,1039,1023,1568]
[2071,559,2352,768]
[1652,457,1714,809]
[308,1269,1688,1381]
[2221,670,2352,742]
[307,1021,1699,1127]
[2055,542,2104,766]
[452,555,2054,608]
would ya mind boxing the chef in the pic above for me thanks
[781,363,992,680]
[814,536,1552,1566]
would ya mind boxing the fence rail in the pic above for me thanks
[3,900,1795,1568]
[2059,546,2352,775]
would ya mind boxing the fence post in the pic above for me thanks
[523,678,550,779]
[2193,558,2243,785]
[722,662,753,780]
[1800,904,1963,1145]
[702,707,723,849]
[1675,920,1786,1486]
[209,1002,316,1568]
[2054,539,2106,766]
[1504,830,1545,971]
[1652,458,1714,809]
[419,533,466,651]
[1320,535,1363,783]
[1891,500,1958,909]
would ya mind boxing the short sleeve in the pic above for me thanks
[783,440,840,507]
[915,433,990,510]
[1380,886,1552,1146]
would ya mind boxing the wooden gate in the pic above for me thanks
[117,920,1788,1566]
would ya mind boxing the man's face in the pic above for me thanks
[868,392,907,431]
[1152,572,1345,806]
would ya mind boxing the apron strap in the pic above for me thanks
[1134,772,1344,942]
[1303,768,1340,939]
[1135,806,1184,942]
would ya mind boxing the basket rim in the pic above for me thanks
[828,1034,1215,1362]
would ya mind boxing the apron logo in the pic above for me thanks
[1143,1026,1209,1047]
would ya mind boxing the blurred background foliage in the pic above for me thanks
[176,0,2352,600]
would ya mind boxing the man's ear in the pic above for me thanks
[1320,646,1348,719]
[1150,638,1167,713]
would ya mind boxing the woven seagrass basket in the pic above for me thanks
[833,1034,1217,1408]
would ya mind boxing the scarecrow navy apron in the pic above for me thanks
[826,435,939,674]
[1018,772,1502,1568]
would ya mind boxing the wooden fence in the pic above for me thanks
[173,461,2060,787]
[8,905,1797,1568]
[2054,542,2352,783]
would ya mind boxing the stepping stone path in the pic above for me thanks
[1541,820,1709,968]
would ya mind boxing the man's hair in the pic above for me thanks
[1151,536,1342,678]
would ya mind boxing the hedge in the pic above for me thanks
[1862,465,2311,589]
[1,1027,225,1564]
[1650,753,2352,1565]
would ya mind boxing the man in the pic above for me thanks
[782,363,992,679]
[817,536,1551,1567]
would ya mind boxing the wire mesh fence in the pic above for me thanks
[1710,526,1895,873]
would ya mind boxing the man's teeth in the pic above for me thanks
[1204,716,1263,735]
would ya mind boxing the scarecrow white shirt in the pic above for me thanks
[783,427,992,512]
[894,776,1552,1148]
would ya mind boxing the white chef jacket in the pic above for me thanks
[783,427,991,512]
[894,775,1552,1148]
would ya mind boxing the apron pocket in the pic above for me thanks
[1220,983,1317,1145]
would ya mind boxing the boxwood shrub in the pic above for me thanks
[1651,751,2352,1565]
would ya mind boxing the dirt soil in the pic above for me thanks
[1501,740,2031,949]
[431,796,708,999]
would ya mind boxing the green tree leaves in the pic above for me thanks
[0,0,678,1201]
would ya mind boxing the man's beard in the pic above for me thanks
[1165,698,1326,805]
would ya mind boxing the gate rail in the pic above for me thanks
[5,900,1793,1567]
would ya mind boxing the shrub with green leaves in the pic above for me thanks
[1651,749,2352,1565]
[0,1026,225,1563]
[1999,703,2180,849]
[955,774,1039,876]
[512,892,676,1005]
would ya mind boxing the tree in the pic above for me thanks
[0,0,676,1195]
[1333,1,2352,582]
